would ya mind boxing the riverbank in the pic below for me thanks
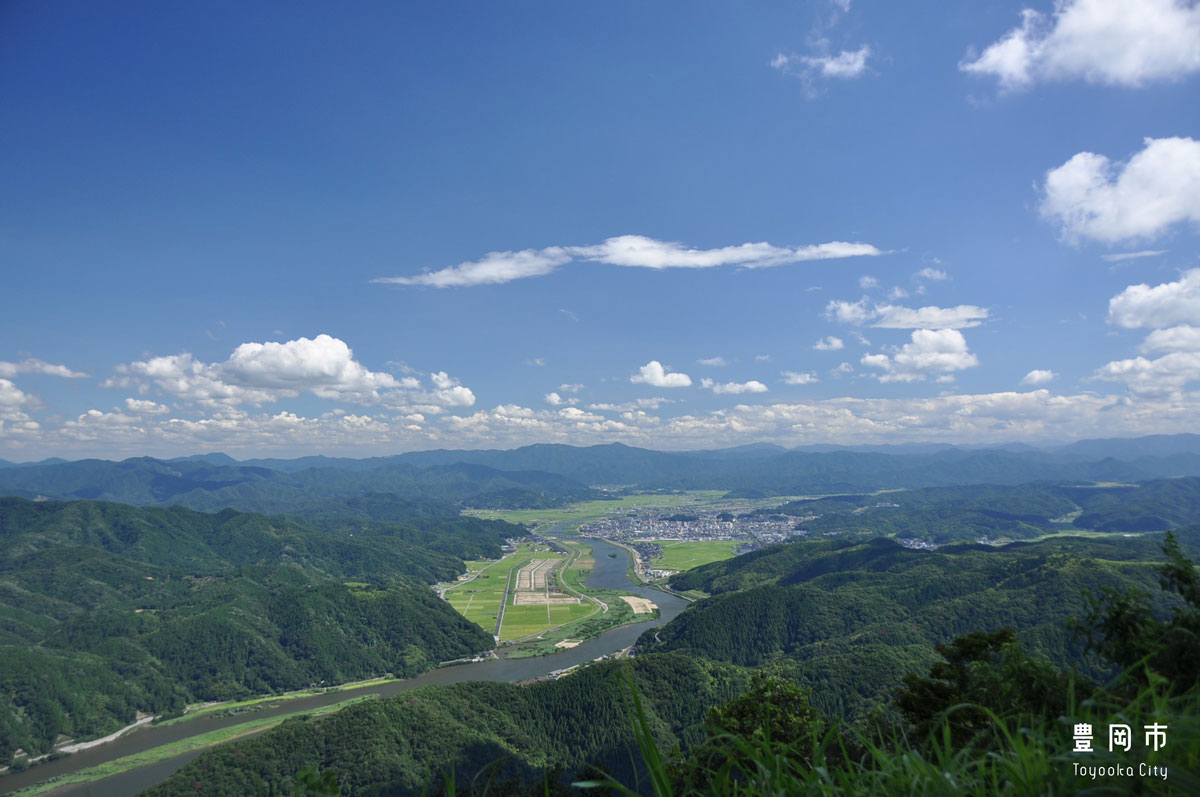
[0,538,686,797]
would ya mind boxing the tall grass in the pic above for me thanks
[576,670,1200,796]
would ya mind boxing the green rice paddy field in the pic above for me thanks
[649,540,740,570]
[442,543,600,641]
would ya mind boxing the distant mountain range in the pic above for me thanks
[3,435,1200,509]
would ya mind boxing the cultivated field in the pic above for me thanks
[461,491,727,526]
[443,544,602,642]
[651,540,740,570]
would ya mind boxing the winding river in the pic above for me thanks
[1,536,689,796]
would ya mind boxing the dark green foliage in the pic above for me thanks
[894,628,1076,747]
[1079,530,1200,694]
[650,533,1195,720]
[141,654,752,796]
[0,497,516,762]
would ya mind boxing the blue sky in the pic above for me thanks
[2,0,1200,458]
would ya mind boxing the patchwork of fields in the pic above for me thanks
[442,543,599,642]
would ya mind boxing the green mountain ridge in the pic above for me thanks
[0,497,520,762]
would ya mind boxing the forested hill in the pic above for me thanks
[0,497,520,763]
[750,477,1200,543]
[143,653,753,796]
[645,531,1200,719]
[0,457,598,513]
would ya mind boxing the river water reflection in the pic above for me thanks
[1,536,688,796]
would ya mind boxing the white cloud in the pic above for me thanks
[105,334,473,410]
[780,371,820,385]
[124,398,170,415]
[833,362,855,375]
[573,235,882,270]
[544,391,581,407]
[428,371,476,407]
[887,286,909,300]
[825,299,988,328]
[697,356,728,367]
[962,0,1200,90]
[1108,269,1200,328]
[861,329,980,383]
[559,383,584,393]
[825,297,874,324]
[914,267,948,281]
[1102,250,1167,262]
[774,45,872,81]
[1094,351,1200,396]
[813,336,845,351]
[0,358,88,379]
[526,358,546,367]
[1041,137,1200,244]
[1021,369,1058,385]
[19,387,1200,457]
[630,361,693,388]
[373,247,572,288]
[859,275,879,289]
[872,303,989,329]
[376,236,884,287]
[0,379,31,407]
[588,397,675,412]
[701,378,769,394]
[1142,325,1200,353]
[755,354,772,362]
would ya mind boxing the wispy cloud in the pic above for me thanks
[375,235,885,288]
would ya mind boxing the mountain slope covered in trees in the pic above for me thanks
[0,497,520,762]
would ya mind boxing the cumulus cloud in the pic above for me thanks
[104,334,473,410]
[0,378,31,407]
[961,0,1200,90]
[428,371,476,407]
[373,247,572,288]
[375,235,884,287]
[18,387,1200,457]
[0,358,88,379]
[697,356,728,366]
[813,336,845,351]
[1108,269,1200,328]
[780,371,820,385]
[825,297,874,324]
[1021,369,1058,385]
[559,383,584,393]
[861,329,980,382]
[1094,352,1200,396]
[914,267,948,281]
[701,378,769,394]
[545,392,566,406]
[630,361,692,388]
[859,275,879,289]
[1040,137,1200,244]
[825,299,988,328]
[1142,325,1200,353]
[124,398,170,415]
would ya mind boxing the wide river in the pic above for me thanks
[1,536,690,796]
